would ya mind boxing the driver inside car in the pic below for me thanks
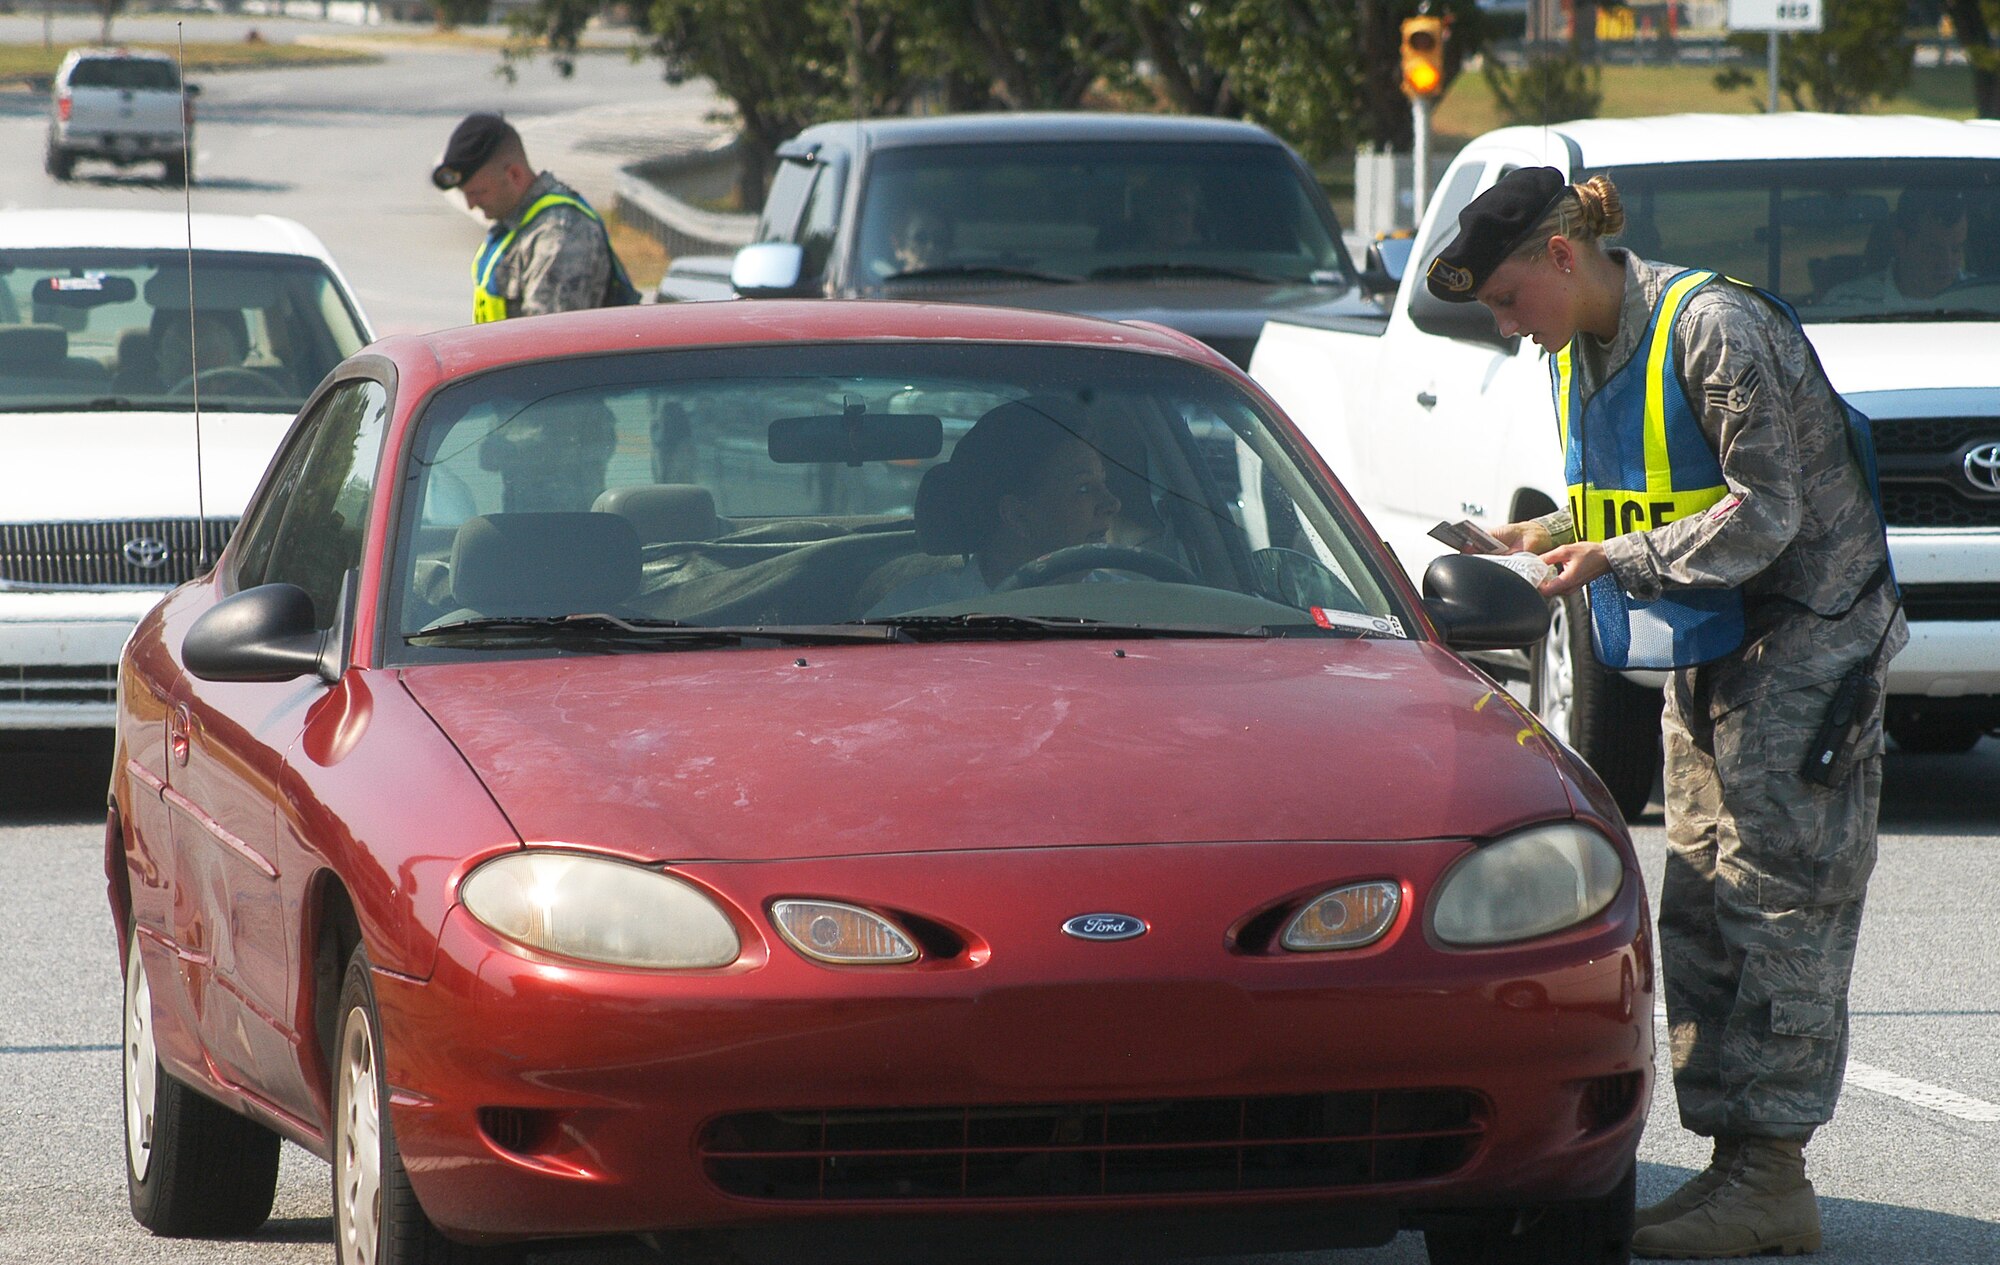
[152,308,250,390]
[866,396,1123,615]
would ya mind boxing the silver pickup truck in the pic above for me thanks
[46,48,197,184]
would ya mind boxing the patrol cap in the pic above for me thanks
[432,112,517,190]
[1424,166,1570,303]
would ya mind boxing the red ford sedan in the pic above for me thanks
[108,301,1650,1265]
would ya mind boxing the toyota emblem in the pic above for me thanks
[123,536,171,570]
[1965,443,2000,496]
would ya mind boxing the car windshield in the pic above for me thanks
[1593,158,2000,322]
[388,342,1406,661]
[855,142,1355,293]
[0,249,369,413]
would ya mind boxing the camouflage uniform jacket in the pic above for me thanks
[1535,250,1907,716]
[484,172,614,318]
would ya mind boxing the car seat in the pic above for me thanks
[448,512,642,619]
[592,484,722,546]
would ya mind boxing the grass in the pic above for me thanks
[0,40,378,82]
[605,209,669,292]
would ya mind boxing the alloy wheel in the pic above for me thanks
[1537,598,1576,739]
[123,936,157,1183]
[335,1004,384,1265]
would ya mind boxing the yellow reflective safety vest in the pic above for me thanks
[1551,268,1744,668]
[472,191,640,323]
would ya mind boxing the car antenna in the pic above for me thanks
[175,23,210,571]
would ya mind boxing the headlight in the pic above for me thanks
[1280,881,1401,951]
[1431,823,1625,947]
[771,900,919,964]
[460,852,740,969]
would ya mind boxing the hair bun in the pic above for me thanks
[1576,176,1626,240]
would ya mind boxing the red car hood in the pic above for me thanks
[401,638,1571,862]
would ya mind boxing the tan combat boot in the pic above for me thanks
[1634,1135,1746,1231]
[1631,1137,1822,1258]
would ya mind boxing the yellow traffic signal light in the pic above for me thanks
[1400,15,1448,100]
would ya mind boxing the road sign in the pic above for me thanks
[1728,0,1824,32]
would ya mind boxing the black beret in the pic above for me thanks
[432,112,518,190]
[1424,166,1570,303]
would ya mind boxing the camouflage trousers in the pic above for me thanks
[1658,666,1884,1142]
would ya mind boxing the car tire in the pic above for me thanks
[1423,1160,1635,1264]
[1529,590,1661,820]
[123,924,281,1236]
[45,144,74,181]
[162,151,190,187]
[333,947,519,1265]
[1886,708,1988,754]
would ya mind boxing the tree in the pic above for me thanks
[1714,0,1911,113]
[1484,51,1603,127]
[1941,0,2000,116]
[904,0,1135,111]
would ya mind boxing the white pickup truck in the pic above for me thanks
[1251,114,2000,816]
[45,48,196,184]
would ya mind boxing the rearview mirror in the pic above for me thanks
[769,410,944,466]
[31,274,139,308]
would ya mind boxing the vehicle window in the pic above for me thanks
[1590,158,2000,321]
[1411,161,1491,283]
[0,248,369,413]
[855,142,1354,291]
[232,380,390,628]
[757,158,819,243]
[388,344,1407,662]
[66,57,180,92]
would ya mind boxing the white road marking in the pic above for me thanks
[1844,1061,2000,1123]
[1652,1009,2000,1124]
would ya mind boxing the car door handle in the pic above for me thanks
[1416,391,1437,409]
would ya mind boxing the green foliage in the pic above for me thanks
[432,0,492,29]
[1484,52,1605,126]
[1713,0,1911,112]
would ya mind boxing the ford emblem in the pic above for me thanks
[123,536,171,570]
[1062,913,1147,941]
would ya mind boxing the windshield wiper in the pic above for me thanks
[883,264,1080,285]
[408,613,904,646]
[1087,262,1295,284]
[855,612,1271,641]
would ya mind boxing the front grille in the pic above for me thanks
[1,663,118,707]
[1875,417,2000,529]
[702,1090,1484,1202]
[0,519,235,588]
[1900,583,2000,623]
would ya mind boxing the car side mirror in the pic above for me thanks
[1421,554,1550,651]
[1360,236,1414,296]
[183,583,335,683]
[1406,281,1520,352]
[731,242,809,298]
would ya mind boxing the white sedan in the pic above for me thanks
[0,208,372,729]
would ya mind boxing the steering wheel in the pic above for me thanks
[170,366,288,397]
[993,543,1198,592]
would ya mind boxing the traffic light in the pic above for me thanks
[1400,14,1448,100]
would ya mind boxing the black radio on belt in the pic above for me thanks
[1800,666,1879,788]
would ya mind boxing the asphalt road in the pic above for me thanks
[0,11,728,337]
[1,21,1997,1264]
[5,725,1998,1262]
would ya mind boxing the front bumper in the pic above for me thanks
[372,840,1652,1249]
[0,589,164,728]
